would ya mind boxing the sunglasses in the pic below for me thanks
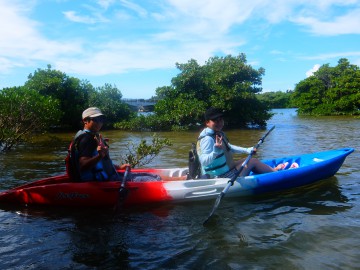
[90,116,105,123]
[211,117,223,122]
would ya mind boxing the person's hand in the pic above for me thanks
[97,145,109,158]
[119,164,131,170]
[252,147,257,154]
[215,134,223,148]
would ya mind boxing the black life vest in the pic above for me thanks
[65,130,89,181]
[65,130,118,181]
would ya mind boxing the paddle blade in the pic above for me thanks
[119,186,128,199]
[114,185,129,212]
[114,166,131,211]
[203,191,225,225]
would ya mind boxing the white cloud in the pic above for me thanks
[301,51,360,61]
[97,0,116,10]
[1,0,360,83]
[293,8,360,35]
[161,0,360,40]
[120,0,148,18]
[63,11,98,24]
[167,0,257,32]
[306,64,320,77]
[63,9,110,24]
[0,1,83,73]
[55,36,245,76]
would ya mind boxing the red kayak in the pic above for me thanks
[0,148,354,208]
[0,168,180,207]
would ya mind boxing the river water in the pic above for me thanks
[0,109,359,269]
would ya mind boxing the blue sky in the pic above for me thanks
[1,0,360,99]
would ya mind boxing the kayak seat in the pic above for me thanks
[129,172,162,182]
[198,174,211,179]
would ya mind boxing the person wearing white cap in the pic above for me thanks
[69,107,129,181]
[82,107,105,119]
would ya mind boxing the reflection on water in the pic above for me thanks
[0,109,360,269]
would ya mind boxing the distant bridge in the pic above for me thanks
[122,98,157,112]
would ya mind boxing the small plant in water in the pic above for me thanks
[119,133,172,168]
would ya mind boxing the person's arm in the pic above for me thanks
[228,143,253,154]
[79,155,102,171]
[98,135,131,170]
[78,135,108,172]
[114,163,131,170]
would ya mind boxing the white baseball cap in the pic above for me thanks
[82,107,104,119]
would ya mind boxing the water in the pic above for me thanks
[0,109,359,269]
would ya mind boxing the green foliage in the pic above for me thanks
[121,54,271,130]
[25,65,91,129]
[256,91,294,108]
[155,93,207,129]
[119,134,172,167]
[0,87,61,151]
[114,114,171,131]
[293,58,360,115]
[88,83,133,128]
[24,65,132,129]
[226,97,273,127]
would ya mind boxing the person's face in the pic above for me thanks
[84,116,104,132]
[206,116,224,132]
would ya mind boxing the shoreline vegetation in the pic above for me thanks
[1,55,359,151]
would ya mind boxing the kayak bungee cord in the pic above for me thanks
[203,126,276,225]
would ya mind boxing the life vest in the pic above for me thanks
[65,130,117,181]
[196,132,234,177]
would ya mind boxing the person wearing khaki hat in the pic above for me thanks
[68,107,129,181]
[197,107,287,179]
[82,107,105,120]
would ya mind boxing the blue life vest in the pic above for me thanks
[197,132,234,177]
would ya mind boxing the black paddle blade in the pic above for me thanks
[114,186,129,212]
[119,166,131,198]
[203,192,225,225]
[114,166,131,211]
[119,186,128,199]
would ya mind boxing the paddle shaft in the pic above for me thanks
[203,125,275,225]
[97,135,130,201]
[97,134,123,180]
[120,166,130,190]
[228,125,275,186]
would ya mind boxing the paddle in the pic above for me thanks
[97,135,131,206]
[119,166,130,199]
[113,165,131,212]
[203,125,275,225]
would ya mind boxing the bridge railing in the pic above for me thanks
[122,98,157,106]
[122,98,157,112]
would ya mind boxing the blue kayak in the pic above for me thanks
[234,147,355,196]
[158,147,355,202]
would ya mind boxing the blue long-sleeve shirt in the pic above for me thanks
[197,127,252,176]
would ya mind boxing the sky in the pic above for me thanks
[1,0,360,99]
